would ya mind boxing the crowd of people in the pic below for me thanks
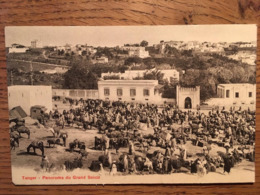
[45,98,255,175]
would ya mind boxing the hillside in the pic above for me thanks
[6,46,256,101]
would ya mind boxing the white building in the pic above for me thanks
[8,85,52,115]
[8,44,29,53]
[40,67,68,74]
[122,70,145,79]
[217,83,256,104]
[122,46,149,58]
[227,51,256,65]
[98,80,162,104]
[156,41,183,53]
[206,83,256,110]
[86,46,97,55]
[165,41,183,49]
[101,70,143,80]
[185,41,200,50]
[101,68,179,82]
[159,69,179,82]
[96,56,109,63]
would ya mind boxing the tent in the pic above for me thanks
[9,106,27,120]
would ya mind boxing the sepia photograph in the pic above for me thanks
[5,25,256,184]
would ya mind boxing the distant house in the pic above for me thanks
[64,44,72,52]
[31,40,37,48]
[122,70,147,79]
[86,46,97,55]
[159,69,180,82]
[40,67,68,74]
[122,46,150,58]
[8,44,29,53]
[227,51,256,65]
[101,68,180,82]
[95,56,109,63]
[239,43,256,48]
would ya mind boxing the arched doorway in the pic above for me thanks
[184,97,192,109]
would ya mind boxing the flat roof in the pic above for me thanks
[98,80,158,83]
[8,85,52,88]
[218,83,255,87]
[8,85,52,91]
[98,80,158,85]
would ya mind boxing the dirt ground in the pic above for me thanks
[10,100,255,179]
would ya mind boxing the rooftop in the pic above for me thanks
[8,85,52,89]
[218,83,255,87]
[98,80,158,85]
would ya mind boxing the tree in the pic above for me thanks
[81,50,87,56]
[164,45,180,57]
[143,70,165,84]
[58,49,64,55]
[162,81,177,98]
[95,47,113,59]
[208,67,232,84]
[180,69,201,87]
[103,75,120,80]
[133,70,165,84]
[140,40,148,47]
[63,65,98,89]
[230,66,247,83]
[180,69,215,101]
[143,57,156,69]
[124,57,142,66]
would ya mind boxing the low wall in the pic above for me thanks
[205,98,256,111]
[161,98,176,104]
[52,89,99,100]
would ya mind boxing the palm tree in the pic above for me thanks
[143,70,165,84]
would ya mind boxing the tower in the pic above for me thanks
[31,40,38,48]
[176,85,200,109]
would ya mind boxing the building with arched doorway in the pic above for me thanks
[176,85,200,109]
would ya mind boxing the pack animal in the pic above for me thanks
[10,132,20,147]
[64,157,83,171]
[12,126,30,139]
[47,139,61,148]
[27,141,44,156]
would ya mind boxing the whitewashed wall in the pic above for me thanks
[8,85,52,115]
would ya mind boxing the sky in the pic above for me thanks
[5,25,257,47]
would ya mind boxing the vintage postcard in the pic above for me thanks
[5,25,256,185]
